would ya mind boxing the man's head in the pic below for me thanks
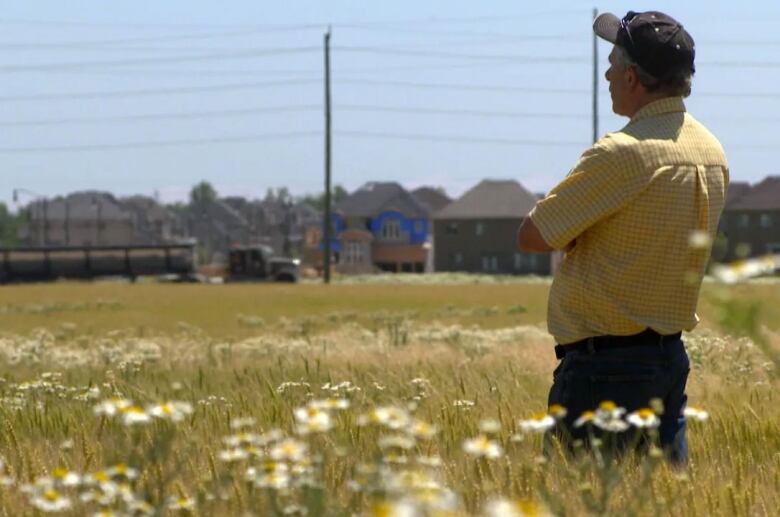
[594,11,695,117]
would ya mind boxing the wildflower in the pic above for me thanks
[106,464,138,481]
[595,401,626,420]
[294,405,333,434]
[462,435,503,459]
[270,438,308,462]
[484,497,552,517]
[230,416,257,430]
[518,413,556,433]
[358,406,411,430]
[93,397,132,417]
[688,230,712,249]
[573,411,595,428]
[452,399,475,408]
[683,407,710,421]
[479,419,502,434]
[366,500,416,517]
[30,488,72,512]
[407,419,439,439]
[417,455,443,467]
[627,408,661,428]
[51,467,81,487]
[378,435,416,450]
[548,404,568,420]
[223,432,261,448]
[254,462,291,489]
[167,496,196,511]
[308,398,350,410]
[147,401,193,422]
[218,448,249,463]
[593,401,629,432]
[120,406,152,426]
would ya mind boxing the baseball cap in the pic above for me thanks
[593,11,695,79]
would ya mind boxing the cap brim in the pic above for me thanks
[593,12,620,43]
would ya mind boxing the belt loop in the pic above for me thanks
[586,336,595,354]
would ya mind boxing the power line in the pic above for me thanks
[0,78,320,102]
[0,105,320,127]
[339,104,587,120]
[333,45,588,62]
[0,131,321,154]
[0,10,589,31]
[0,46,320,73]
[336,131,585,146]
[337,78,589,94]
[0,28,301,51]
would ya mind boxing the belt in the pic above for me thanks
[554,328,683,360]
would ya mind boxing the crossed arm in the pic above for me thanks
[516,216,554,253]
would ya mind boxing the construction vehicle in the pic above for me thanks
[0,243,299,284]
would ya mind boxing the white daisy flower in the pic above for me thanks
[462,435,503,459]
[93,398,132,417]
[270,439,308,463]
[147,401,193,422]
[627,408,661,428]
[31,489,72,512]
[120,406,151,426]
[683,407,710,422]
[518,413,556,433]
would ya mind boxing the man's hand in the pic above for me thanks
[517,216,553,253]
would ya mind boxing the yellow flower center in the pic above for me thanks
[599,401,617,411]
[638,408,655,419]
[44,489,60,502]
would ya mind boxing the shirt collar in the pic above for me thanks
[630,96,686,123]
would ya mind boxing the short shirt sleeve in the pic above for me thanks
[529,141,646,250]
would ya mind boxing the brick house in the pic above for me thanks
[323,182,432,274]
[21,192,136,247]
[433,179,551,275]
[717,176,780,261]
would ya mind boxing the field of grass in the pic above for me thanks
[0,277,778,515]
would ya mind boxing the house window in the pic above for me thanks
[760,214,773,228]
[451,252,463,268]
[381,219,401,239]
[445,223,458,235]
[475,222,484,236]
[514,253,524,270]
[767,243,780,254]
[737,214,750,228]
[481,255,498,272]
[343,241,364,264]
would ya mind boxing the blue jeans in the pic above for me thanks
[546,336,690,464]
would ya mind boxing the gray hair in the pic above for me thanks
[613,45,693,98]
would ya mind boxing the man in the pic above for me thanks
[517,11,728,464]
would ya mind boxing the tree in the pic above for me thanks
[0,202,21,247]
[299,185,348,211]
[190,181,218,205]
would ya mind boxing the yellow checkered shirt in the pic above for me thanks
[530,97,729,345]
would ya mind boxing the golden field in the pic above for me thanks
[0,276,777,516]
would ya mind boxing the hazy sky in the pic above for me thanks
[2,0,778,208]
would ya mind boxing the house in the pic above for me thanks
[433,179,551,275]
[411,187,452,214]
[324,182,432,274]
[717,176,780,261]
[120,195,184,244]
[182,199,250,263]
[223,197,321,258]
[20,192,136,247]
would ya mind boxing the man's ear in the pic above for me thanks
[625,66,639,90]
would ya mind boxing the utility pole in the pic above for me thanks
[323,27,333,284]
[592,7,599,144]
